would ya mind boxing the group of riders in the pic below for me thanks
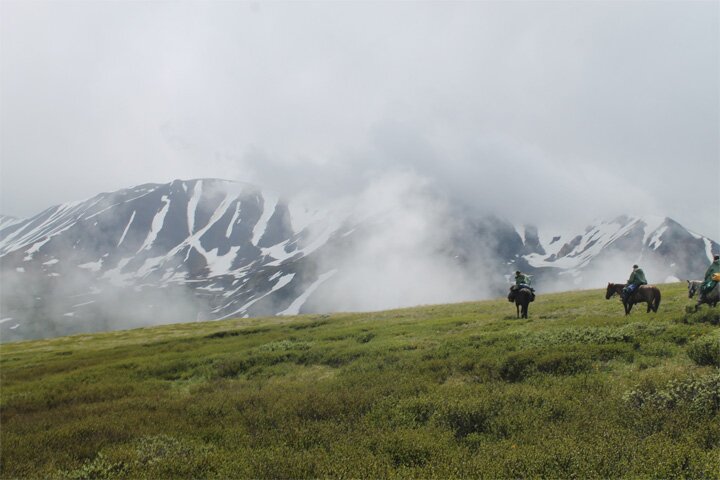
[510,254,720,309]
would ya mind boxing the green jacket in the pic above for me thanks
[627,268,647,286]
[515,273,531,286]
[704,259,720,282]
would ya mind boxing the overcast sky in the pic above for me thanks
[1,1,718,238]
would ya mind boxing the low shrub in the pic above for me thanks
[60,435,214,480]
[373,396,437,428]
[536,351,591,375]
[60,452,128,480]
[434,399,494,438]
[624,373,720,415]
[681,309,720,326]
[524,327,635,348]
[355,332,376,344]
[213,357,255,378]
[499,352,536,382]
[687,335,720,367]
[256,339,312,352]
[369,429,440,468]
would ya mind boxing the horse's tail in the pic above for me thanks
[653,288,661,312]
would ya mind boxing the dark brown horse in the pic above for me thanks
[605,283,661,315]
[508,287,534,318]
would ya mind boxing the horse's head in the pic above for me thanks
[605,283,616,300]
[687,280,700,298]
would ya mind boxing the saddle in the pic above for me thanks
[623,283,644,300]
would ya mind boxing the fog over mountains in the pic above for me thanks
[1,178,717,341]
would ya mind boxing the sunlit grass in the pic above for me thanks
[1,282,718,478]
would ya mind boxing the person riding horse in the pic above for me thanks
[698,254,720,307]
[623,265,647,301]
[509,270,535,318]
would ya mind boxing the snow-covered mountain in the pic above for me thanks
[1,179,717,341]
[0,179,351,340]
[516,215,718,286]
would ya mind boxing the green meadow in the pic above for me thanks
[1,282,719,479]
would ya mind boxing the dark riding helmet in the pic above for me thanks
[632,264,638,269]
[714,255,719,260]
[515,270,521,275]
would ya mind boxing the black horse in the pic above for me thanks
[605,283,661,315]
[508,286,534,319]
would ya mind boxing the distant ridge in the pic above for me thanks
[1,178,717,341]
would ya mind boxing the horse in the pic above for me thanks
[687,280,719,309]
[605,283,661,315]
[508,286,534,319]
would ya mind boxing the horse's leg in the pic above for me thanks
[516,302,520,318]
[523,302,529,319]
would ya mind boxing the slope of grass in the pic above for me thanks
[1,283,719,478]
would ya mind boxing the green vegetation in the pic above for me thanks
[2,282,719,478]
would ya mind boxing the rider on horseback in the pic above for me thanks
[510,270,535,301]
[508,270,536,314]
[514,271,534,291]
[699,254,720,306]
[623,265,647,301]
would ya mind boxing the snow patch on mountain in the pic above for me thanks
[647,226,668,250]
[117,211,136,247]
[206,245,242,276]
[703,238,714,261]
[138,196,170,252]
[79,260,103,272]
[253,195,279,245]
[224,272,296,319]
[641,215,666,244]
[101,258,134,286]
[226,201,242,238]
[24,238,51,261]
[187,180,203,234]
[279,269,338,315]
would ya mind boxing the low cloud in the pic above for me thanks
[0,235,206,342]
[301,171,500,313]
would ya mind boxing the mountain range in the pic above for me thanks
[1,178,717,341]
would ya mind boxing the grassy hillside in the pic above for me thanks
[1,282,719,478]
